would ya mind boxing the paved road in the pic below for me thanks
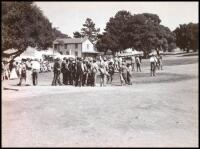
[2,57,198,147]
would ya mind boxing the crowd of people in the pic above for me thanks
[1,54,163,87]
[2,58,41,86]
[51,55,145,87]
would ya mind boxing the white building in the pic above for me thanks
[53,37,99,58]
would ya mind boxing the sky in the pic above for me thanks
[35,2,199,37]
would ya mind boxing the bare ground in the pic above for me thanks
[2,55,198,147]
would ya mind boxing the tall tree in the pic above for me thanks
[104,10,132,53]
[97,11,176,57]
[174,23,198,52]
[96,32,119,55]
[79,18,100,44]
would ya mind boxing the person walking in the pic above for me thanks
[135,56,141,72]
[17,61,27,86]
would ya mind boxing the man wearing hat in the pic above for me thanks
[75,57,84,86]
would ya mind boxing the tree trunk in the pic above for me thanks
[3,49,25,63]
[143,50,148,59]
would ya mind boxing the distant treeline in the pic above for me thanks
[2,2,198,61]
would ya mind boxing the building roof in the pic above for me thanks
[53,37,89,44]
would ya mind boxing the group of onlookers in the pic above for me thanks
[2,54,163,87]
[51,56,140,87]
[2,58,41,86]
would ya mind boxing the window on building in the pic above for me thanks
[75,51,78,56]
[59,51,63,55]
[66,51,69,55]
[64,44,68,49]
[87,44,89,49]
[75,43,78,49]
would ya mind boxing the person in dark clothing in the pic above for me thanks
[82,60,89,86]
[65,59,70,85]
[107,62,115,84]
[86,62,93,86]
[68,60,73,85]
[71,60,77,86]
[32,69,38,86]
[75,58,84,87]
[61,58,67,85]
[17,61,27,86]
[127,63,132,85]
[52,58,62,86]
[136,56,142,72]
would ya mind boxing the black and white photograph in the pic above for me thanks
[1,1,199,147]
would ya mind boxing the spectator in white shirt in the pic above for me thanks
[150,55,157,76]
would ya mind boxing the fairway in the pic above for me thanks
[2,55,198,147]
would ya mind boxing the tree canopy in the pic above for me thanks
[174,23,198,52]
[96,10,177,57]
[2,2,68,61]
